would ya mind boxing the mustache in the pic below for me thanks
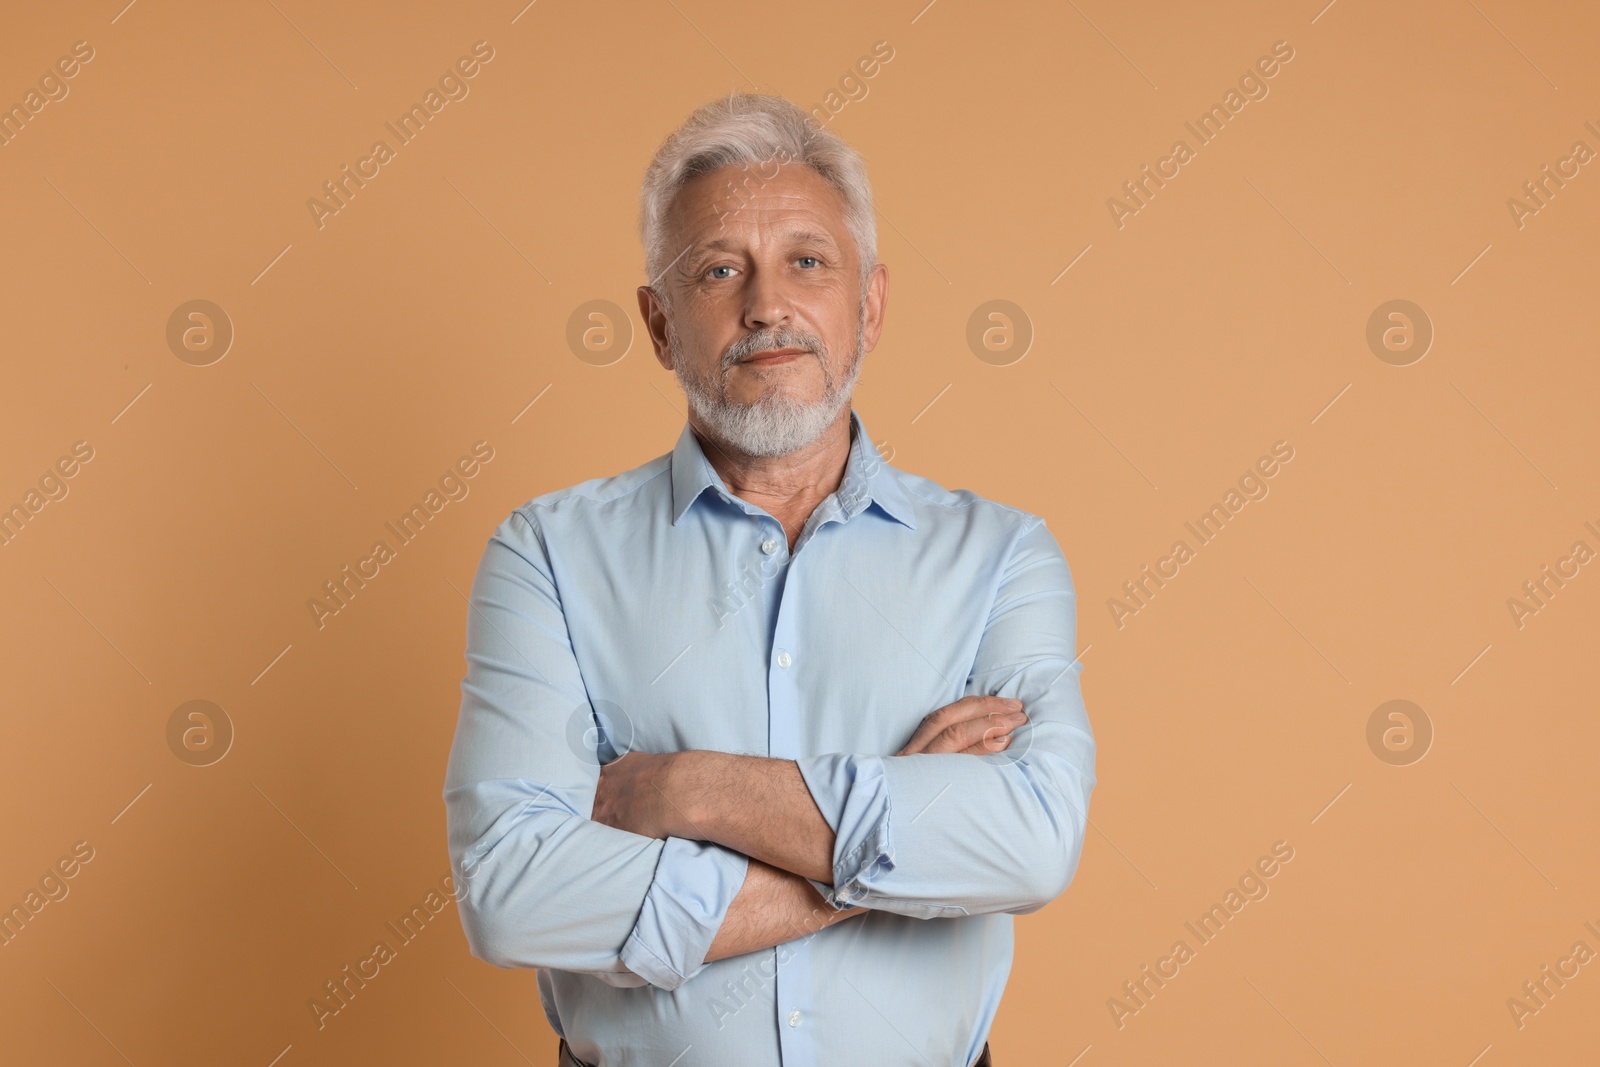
[723,328,825,366]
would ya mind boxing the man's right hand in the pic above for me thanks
[895,695,1028,756]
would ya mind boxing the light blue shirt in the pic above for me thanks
[443,407,1096,1067]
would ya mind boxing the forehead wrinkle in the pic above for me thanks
[681,178,846,233]
[695,225,842,256]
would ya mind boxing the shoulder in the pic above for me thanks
[489,450,673,553]
[889,465,1048,537]
[883,465,1069,579]
[520,451,670,516]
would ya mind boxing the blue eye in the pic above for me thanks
[708,266,734,279]
[797,256,819,268]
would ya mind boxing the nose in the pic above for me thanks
[742,267,794,333]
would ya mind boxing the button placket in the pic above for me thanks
[768,552,810,1065]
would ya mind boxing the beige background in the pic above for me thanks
[3,0,1598,1064]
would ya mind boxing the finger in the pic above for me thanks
[900,696,1021,754]
[959,731,1014,756]
[899,696,1022,755]
[897,703,968,756]
[959,716,1023,754]
[922,710,1025,755]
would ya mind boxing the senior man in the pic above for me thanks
[443,92,1096,1067]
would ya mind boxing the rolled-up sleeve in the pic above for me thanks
[443,509,748,990]
[795,516,1096,919]
[620,837,750,987]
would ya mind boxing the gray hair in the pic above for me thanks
[638,92,877,306]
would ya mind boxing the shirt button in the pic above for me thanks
[787,1010,802,1027]
[761,538,779,555]
[776,651,792,669]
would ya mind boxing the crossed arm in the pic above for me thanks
[443,512,1095,990]
[590,697,1031,961]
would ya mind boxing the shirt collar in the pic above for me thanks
[670,407,917,531]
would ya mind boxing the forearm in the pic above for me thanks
[676,750,836,882]
[705,858,863,962]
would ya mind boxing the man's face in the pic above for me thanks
[639,160,888,456]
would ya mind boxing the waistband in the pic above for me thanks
[559,1037,992,1066]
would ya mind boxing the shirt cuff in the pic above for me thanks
[618,837,749,991]
[794,753,895,909]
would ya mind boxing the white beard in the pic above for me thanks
[670,308,865,458]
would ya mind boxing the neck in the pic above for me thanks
[693,406,855,525]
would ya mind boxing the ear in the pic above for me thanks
[637,285,674,370]
[859,262,889,354]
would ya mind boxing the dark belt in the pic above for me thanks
[559,1037,992,1066]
